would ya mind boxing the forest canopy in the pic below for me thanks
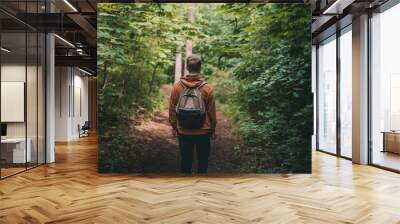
[97,3,312,173]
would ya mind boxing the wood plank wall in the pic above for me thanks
[88,77,97,133]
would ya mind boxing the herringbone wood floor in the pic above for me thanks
[1,136,400,224]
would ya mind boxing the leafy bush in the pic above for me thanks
[98,3,312,173]
[97,4,199,172]
[195,4,312,173]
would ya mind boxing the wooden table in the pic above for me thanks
[382,131,400,154]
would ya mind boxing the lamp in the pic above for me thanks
[78,67,93,76]
[63,0,78,12]
[322,0,354,15]
[54,34,75,48]
[1,47,11,53]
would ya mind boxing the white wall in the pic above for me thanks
[1,63,46,164]
[55,66,70,141]
[55,67,89,141]
[1,65,40,137]
[1,65,26,139]
[72,72,89,138]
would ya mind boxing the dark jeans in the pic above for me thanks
[178,133,211,174]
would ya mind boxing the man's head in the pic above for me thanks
[186,54,202,74]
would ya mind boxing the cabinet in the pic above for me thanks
[382,132,400,154]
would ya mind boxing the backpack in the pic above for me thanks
[176,81,207,129]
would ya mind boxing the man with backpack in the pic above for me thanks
[169,54,217,174]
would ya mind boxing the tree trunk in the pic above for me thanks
[175,4,196,82]
[174,44,183,83]
[149,64,159,95]
[101,63,108,90]
[184,4,196,75]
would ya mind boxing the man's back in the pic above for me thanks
[169,74,217,135]
[169,54,216,174]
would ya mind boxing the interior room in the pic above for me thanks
[0,8,46,178]
[52,1,97,143]
[0,0,97,179]
[313,0,400,173]
[370,2,400,171]
[0,0,399,223]
[54,66,92,142]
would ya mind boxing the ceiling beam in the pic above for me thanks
[12,13,82,32]
[55,55,96,70]
[322,0,356,14]
[67,13,96,47]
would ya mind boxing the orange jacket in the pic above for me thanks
[169,74,217,135]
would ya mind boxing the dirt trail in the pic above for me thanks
[133,85,240,173]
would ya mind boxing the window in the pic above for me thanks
[0,2,46,179]
[317,35,337,154]
[370,3,400,171]
[339,26,352,158]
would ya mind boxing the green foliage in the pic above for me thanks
[97,3,200,172]
[98,3,312,173]
[195,4,312,173]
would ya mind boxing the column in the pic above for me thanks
[352,14,369,164]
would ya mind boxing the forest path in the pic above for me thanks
[133,85,241,173]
